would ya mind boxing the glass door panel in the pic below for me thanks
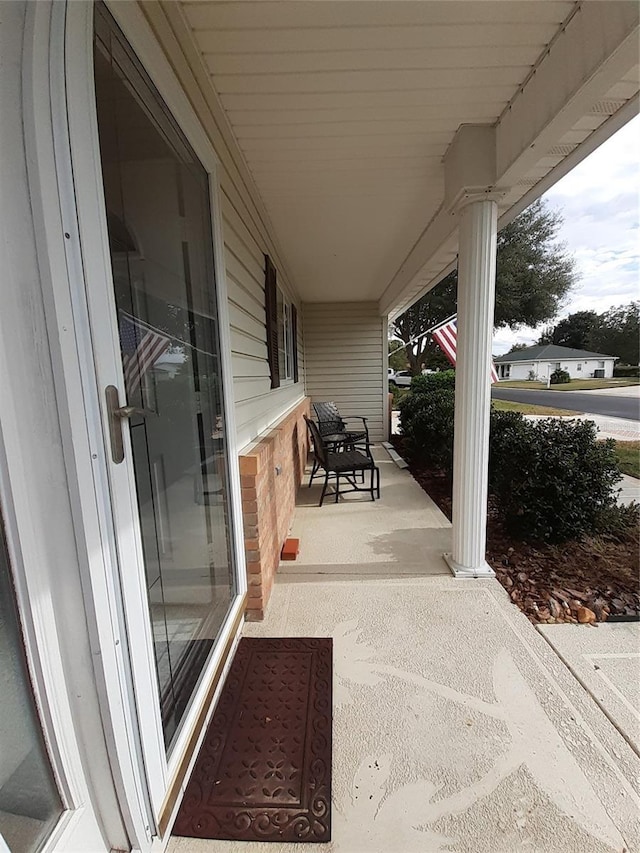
[93,5,236,751]
[0,516,63,852]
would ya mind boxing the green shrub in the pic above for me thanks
[410,369,456,394]
[400,385,623,543]
[489,408,528,449]
[398,384,455,470]
[490,417,621,542]
[399,385,521,475]
[550,368,570,384]
[389,385,409,409]
[613,365,640,377]
[593,501,639,542]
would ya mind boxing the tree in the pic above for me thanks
[506,343,529,353]
[388,339,408,371]
[589,302,639,365]
[539,302,640,364]
[391,200,576,371]
[537,310,598,349]
[493,200,576,328]
[391,275,456,373]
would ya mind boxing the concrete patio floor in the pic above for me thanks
[539,622,640,757]
[170,448,640,853]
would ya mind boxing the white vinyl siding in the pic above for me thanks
[136,3,306,451]
[303,303,385,442]
[499,358,616,381]
[220,190,304,448]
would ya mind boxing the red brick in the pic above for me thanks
[239,398,310,619]
[281,538,299,560]
[239,455,258,475]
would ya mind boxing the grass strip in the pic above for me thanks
[497,379,639,391]
[612,440,640,479]
[492,399,580,417]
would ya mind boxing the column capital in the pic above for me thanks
[443,124,509,215]
[447,188,506,216]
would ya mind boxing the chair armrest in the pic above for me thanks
[341,416,370,444]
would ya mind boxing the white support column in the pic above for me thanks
[445,198,498,578]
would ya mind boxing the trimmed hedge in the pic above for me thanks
[409,369,456,394]
[489,416,621,542]
[398,382,455,470]
[613,365,640,377]
[398,381,622,543]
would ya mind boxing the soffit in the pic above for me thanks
[180,1,610,306]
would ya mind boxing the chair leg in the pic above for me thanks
[376,466,380,498]
[309,456,319,487]
[319,470,329,507]
[335,474,340,503]
[370,466,375,501]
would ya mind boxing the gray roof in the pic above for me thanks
[494,344,616,364]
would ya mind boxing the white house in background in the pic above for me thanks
[494,344,617,381]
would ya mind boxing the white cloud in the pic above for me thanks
[493,114,640,355]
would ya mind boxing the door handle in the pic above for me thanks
[105,385,156,463]
[114,404,157,419]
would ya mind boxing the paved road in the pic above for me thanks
[491,387,640,421]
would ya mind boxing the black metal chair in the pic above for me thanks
[312,401,369,449]
[305,416,380,506]
[309,402,372,486]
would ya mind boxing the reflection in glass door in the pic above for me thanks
[0,515,63,851]
[94,5,236,750]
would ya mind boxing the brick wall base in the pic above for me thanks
[238,398,310,620]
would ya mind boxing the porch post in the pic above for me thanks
[446,198,498,578]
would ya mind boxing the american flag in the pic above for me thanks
[432,317,499,384]
[119,311,171,395]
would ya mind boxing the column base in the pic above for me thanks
[443,552,496,579]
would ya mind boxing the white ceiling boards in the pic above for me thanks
[177,1,639,313]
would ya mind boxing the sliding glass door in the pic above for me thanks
[93,3,237,753]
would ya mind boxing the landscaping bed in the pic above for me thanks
[392,437,640,625]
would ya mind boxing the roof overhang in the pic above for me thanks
[165,1,639,317]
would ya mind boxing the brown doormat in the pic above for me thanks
[173,637,332,843]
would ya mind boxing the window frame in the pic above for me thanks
[278,288,297,383]
[264,254,298,388]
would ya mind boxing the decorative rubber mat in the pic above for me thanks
[173,637,332,843]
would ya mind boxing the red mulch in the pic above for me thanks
[391,436,640,625]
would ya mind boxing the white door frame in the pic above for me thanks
[22,0,248,848]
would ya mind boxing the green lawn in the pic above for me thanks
[497,378,639,392]
[492,399,580,417]
[612,440,640,479]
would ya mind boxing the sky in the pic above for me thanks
[492,113,640,355]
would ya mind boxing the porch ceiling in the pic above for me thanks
[178,1,639,315]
